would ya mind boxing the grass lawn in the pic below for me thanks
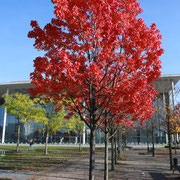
[0,145,92,171]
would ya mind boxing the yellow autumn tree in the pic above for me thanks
[2,93,35,151]
[32,96,68,155]
[65,115,85,151]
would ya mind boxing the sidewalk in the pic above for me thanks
[1,148,180,180]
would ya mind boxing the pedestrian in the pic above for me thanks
[29,139,34,150]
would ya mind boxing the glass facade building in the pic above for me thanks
[0,104,105,144]
[0,106,40,143]
[0,75,180,145]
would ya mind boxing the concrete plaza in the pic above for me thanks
[0,146,180,180]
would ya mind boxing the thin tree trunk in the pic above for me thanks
[147,133,149,153]
[89,128,96,180]
[79,134,82,152]
[89,86,96,180]
[115,134,117,164]
[45,131,49,155]
[16,119,20,152]
[167,119,173,169]
[118,129,122,159]
[152,124,155,157]
[146,126,149,153]
[111,129,114,171]
[118,129,120,157]
[104,115,108,180]
[123,135,127,152]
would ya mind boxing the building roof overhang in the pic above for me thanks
[0,74,180,97]
[0,81,32,97]
[152,74,180,93]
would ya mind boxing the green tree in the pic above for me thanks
[33,97,68,155]
[2,93,35,151]
[65,115,85,151]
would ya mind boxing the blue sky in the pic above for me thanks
[0,0,180,83]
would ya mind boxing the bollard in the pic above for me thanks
[173,158,178,166]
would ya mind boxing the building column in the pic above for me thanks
[166,134,168,144]
[165,92,173,169]
[171,80,175,108]
[2,89,9,144]
[75,137,78,144]
[171,80,179,141]
[82,123,86,145]
[82,102,86,145]
[163,93,168,144]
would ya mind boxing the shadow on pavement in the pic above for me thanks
[138,152,148,155]
[149,172,166,180]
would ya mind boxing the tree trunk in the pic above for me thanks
[89,128,96,180]
[114,134,117,165]
[111,129,114,171]
[152,124,155,157]
[118,129,123,159]
[79,134,82,152]
[16,119,20,152]
[123,135,127,152]
[146,132,150,153]
[104,116,108,180]
[89,86,96,180]
[167,120,173,169]
[45,131,49,155]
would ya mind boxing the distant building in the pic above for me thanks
[0,75,180,144]
[126,75,180,145]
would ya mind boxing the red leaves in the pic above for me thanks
[29,0,164,129]
[140,121,145,127]
[30,20,38,28]
[64,115,70,119]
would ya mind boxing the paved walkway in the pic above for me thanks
[1,148,180,180]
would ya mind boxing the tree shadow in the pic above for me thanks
[138,152,148,155]
[149,171,167,180]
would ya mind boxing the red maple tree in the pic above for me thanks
[100,79,158,178]
[28,0,164,179]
